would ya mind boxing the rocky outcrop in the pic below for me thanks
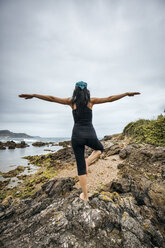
[32,141,49,146]
[32,141,58,147]
[0,141,29,149]
[111,143,165,239]
[0,135,165,247]
[0,175,164,248]
[58,140,71,147]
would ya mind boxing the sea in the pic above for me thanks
[0,137,71,188]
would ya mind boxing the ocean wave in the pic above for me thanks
[23,139,37,143]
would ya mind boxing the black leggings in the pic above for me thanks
[71,136,104,176]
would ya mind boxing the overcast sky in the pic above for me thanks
[0,0,164,138]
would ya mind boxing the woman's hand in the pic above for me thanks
[126,92,141,96]
[18,94,34,99]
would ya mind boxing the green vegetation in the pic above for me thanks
[122,114,165,146]
[0,166,25,178]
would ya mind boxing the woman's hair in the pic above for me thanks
[71,86,90,113]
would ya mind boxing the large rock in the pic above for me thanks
[41,177,75,197]
[16,141,29,148]
[0,142,6,150]
[102,135,113,141]
[105,144,121,156]
[147,181,165,220]
[32,141,48,146]
[7,141,16,149]
[58,140,71,147]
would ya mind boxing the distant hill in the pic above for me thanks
[0,130,36,138]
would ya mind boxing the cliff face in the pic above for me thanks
[0,138,164,248]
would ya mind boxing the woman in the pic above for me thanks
[19,81,140,202]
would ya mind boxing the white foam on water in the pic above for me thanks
[23,138,37,143]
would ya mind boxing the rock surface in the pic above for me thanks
[0,135,165,247]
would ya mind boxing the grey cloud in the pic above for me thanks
[0,0,164,137]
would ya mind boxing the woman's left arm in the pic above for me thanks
[19,94,72,105]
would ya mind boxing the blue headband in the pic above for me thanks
[75,81,87,90]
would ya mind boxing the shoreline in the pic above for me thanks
[0,140,73,191]
[0,132,164,204]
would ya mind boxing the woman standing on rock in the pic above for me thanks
[19,82,140,202]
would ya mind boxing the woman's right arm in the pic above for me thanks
[90,92,140,104]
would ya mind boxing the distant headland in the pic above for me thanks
[0,130,40,138]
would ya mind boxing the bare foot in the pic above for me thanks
[80,192,89,202]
